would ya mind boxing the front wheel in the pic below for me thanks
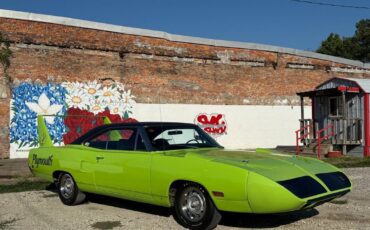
[174,184,221,230]
[57,173,86,205]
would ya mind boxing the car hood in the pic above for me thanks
[183,148,339,182]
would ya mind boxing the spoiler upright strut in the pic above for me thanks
[37,115,53,147]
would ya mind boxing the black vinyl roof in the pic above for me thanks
[104,121,196,127]
[72,122,197,144]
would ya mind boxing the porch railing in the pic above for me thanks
[295,119,313,154]
[317,124,334,159]
[329,118,362,144]
[295,118,362,157]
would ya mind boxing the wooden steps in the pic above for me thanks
[299,141,333,156]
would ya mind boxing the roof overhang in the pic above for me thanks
[297,76,365,98]
[297,86,360,98]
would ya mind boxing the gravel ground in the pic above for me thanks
[0,167,369,230]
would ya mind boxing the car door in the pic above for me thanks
[75,145,102,192]
[84,126,152,202]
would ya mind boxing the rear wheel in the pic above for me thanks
[174,183,221,230]
[57,173,86,205]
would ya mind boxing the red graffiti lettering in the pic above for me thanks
[195,113,227,137]
[204,127,226,134]
[197,114,223,125]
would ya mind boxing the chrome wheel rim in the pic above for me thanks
[60,174,74,199]
[180,187,206,222]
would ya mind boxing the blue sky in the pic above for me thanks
[0,0,368,51]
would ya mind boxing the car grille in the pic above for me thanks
[278,176,327,199]
[316,172,351,191]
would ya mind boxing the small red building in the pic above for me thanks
[297,77,370,158]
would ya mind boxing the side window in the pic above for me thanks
[87,128,146,151]
[329,97,343,117]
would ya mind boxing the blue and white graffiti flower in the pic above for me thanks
[108,102,125,117]
[89,99,106,115]
[121,89,136,111]
[10,83,66,147]
[25,93,63,124]
[65,89,89,110]
[83,80,101,98]
[62,81,83,92]
[98,86,120,104]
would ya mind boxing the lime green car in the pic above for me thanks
[28,116,351,229]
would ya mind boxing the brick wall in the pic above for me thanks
[0,17,369,158]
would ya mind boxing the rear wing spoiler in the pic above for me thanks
[37,115,53,147]
[37,115,114,147]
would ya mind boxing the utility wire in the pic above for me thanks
[290,0,370,10]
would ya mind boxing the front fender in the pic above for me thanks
[247,171,305,213]
[150,153,251,212]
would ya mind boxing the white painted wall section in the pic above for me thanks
[133,104,311,149]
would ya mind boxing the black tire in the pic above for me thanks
[57,173,86,205]
[173,183,221,230]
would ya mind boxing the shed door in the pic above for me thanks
[315,97,329,130]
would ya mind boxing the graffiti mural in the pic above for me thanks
[9,79,137,158]
[194,113,227,137]
[10,83,67,148]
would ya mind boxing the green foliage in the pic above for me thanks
[317,33,344,56]
[0,218,18,230]
[0,32,12,83]
[355,19,370,62]
[323,156,370,168]
[317,19,370,63]
[0,180,50,194]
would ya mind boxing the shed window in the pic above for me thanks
[329,97,343,116]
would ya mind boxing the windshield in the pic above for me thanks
[145,125,221,151]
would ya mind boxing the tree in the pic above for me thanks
[317,19,370,63]
[317,33,344,57]
[0,32,12,84]
[354,19,370,62]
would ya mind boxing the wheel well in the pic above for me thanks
[169,180,211,207]
[52,170,67,182]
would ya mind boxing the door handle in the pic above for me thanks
[96,156,104,161]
